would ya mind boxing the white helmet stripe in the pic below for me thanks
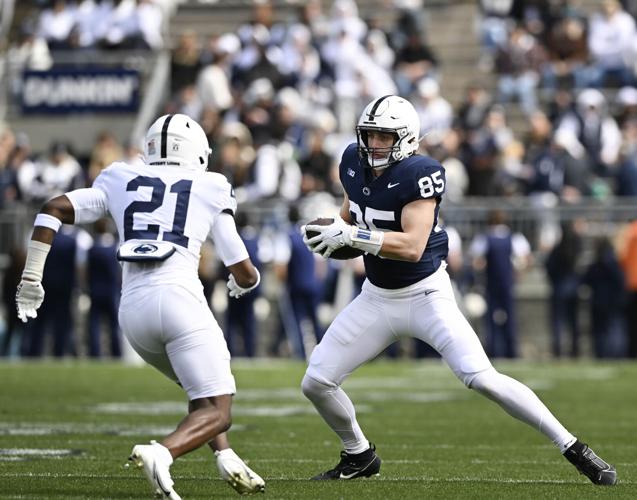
[160,114,174,158]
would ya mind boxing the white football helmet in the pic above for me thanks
[356,95,420,169]
[144,114,211,171]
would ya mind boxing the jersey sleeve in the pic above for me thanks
[207,173,238,216]
[402,157,446,205]
[338,143,359,185]
[210,212,250,266]
[65,187,108,224]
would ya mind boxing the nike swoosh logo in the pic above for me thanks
[339,471,360,479]
[424,289,437,296]
[387,182,400,189]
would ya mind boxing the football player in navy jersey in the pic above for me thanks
[301,95,616,485]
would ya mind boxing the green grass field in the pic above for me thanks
[0,359,635,499]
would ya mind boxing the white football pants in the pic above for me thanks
[119,285,236,400]
[302,264,575,453]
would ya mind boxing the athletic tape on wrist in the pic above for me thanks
[22,240,52,282]
[349,227,384,255]
[34,213,63,232]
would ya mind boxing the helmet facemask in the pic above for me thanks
[356,126,408,170]
[355,95,420,170]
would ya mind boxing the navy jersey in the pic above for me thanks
[339,143,448,289]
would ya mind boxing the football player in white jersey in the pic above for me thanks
[15,114,265,498]
[301,95,616,485]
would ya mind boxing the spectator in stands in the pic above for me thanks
[542,15,589,92]
[0,128,19,208]
[37,0,75,50]
[586,0,635,88]
[75,0,112,49]
[273,205,325,359]
[18,141,83,205]
[24,225,92,357]
[298,126,337,197]
[271,87,307,149]
[393,31,438,97]
[197,33,239,115]
[461,105,514,196]
[320,18,368,132]
[1,248,26,356]
[278,24,321,90]
[555,88,622,178]
[212,122,255,198]
[545,220,584,357]
[88,131,123,185]
[523,110,553,166]
[494,24,546,115]
[365,28,395,72]
[101,0,162,50]
[469,209,531,358]
[455,82,493,133]
[583,237,627,358]
[477,0,514,71]
[527,129,592,201]
[616,117,637,195]
[240,77,276,146]
[224,212,261,358]
[87,218,121,358]
[619,218,637,358]
[426,130,468,203]
[414,78,453,148]
[135,0,164,50]
[234,25,284,92]
[170,30,202,96]
[7,20,52,100]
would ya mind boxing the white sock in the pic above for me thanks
[470,369,577,452]
[302,375,369,454]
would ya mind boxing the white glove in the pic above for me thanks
[16,279,45,323]
[227,269,260,298]
[303,216,352,258]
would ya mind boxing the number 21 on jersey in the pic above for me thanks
[124,175,192,247]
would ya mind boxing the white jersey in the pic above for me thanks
[66,161,248,297]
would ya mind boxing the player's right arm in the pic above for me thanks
[16,185,108,322]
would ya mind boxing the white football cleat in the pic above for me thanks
[128,441,181,500]
[215,449,265,495]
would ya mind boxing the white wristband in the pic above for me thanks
[349,226,384,256]
[22,240,52,282]
[34,213,63,232]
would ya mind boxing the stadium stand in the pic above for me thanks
[1,0,636,360]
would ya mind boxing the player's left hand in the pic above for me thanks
[304,216,352,258]
[15,279,45,323]
[227,269,261,299]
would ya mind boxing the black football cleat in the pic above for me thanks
[312,443,381,480]
[564,440,617,485]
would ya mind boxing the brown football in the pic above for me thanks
[305,218,365,260]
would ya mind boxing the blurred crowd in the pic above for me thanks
[2,0,637,360]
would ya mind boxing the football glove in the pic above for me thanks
[16,279,45,323]
[303,216,353,258]
[227,269,260,298]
